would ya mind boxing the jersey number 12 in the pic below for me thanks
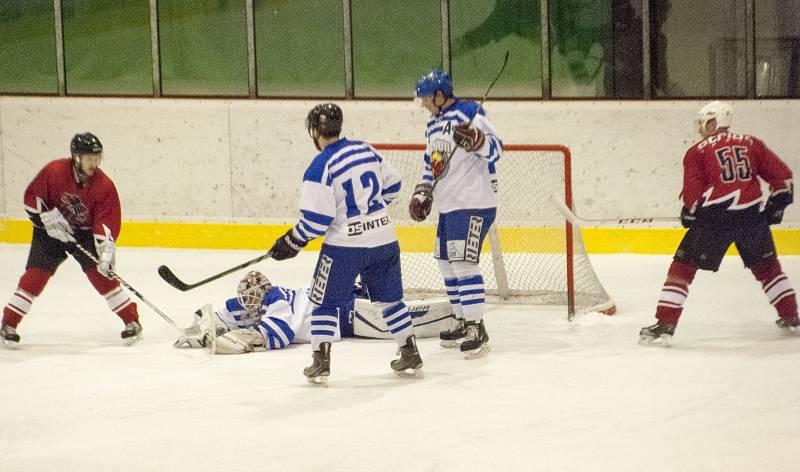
[342,171,385,218]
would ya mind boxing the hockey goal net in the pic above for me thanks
[374,143,615,317]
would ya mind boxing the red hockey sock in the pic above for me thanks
[751,258,798,320]
[86,269,139,324]
[3,268,52,328]
[655,260,698,326]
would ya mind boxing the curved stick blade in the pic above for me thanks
[158,265,191,291]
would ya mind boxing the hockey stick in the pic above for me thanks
[72,242,182,332]
[549,193,680,226]
[157,251,273,292]
[429,50,510,194]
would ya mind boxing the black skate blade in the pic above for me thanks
[463,344,491,359]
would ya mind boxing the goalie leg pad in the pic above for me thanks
[214,328,265,355]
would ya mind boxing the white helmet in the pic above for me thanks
[697,100,733,132]
[236,271,271,313]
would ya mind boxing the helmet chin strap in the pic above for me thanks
[72,155,89,186]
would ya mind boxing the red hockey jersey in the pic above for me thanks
[23,159,122,241]
[682,131,793,212]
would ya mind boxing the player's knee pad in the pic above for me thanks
[750,256,781,283]
[666,260,698,285]
[449,260,481,279]
[18,268,52,297]
[436,259,456,279]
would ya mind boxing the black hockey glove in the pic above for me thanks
[453,124,485,152]
[409,183,433,222]
[764,191,792,225]
[680,206,696,228]
[269,228,307,261]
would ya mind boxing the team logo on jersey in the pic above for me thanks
[59,192,88,225]
[347,215,391,237]
[310,255,333,304]
[430,139,452,177]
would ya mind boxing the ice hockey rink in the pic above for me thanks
[1,243,799,472]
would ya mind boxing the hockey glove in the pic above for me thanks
[764,190,792,225]
[40,207,76,243]
[409,183,433,222]
[680,206,696,228]
[96,238,116,279]
[453,124,485,152]
[270,228,307,261]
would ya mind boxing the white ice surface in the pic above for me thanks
[1,244,799,472]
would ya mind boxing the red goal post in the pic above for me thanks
[373,143,615,318]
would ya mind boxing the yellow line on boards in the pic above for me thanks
[1,219,798,255]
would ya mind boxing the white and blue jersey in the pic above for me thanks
[204,286,341,349]
[422,99,502,213]
[291,138,401,248]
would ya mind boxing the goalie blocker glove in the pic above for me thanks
[409,183,433,222]
[764,187,793,225]
[270,228,308,261]
[453,124,485,153]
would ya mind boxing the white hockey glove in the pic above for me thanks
[214,328,266,355]
[96,239,116,278]
[173,323,209,348]
[40,207,76,243]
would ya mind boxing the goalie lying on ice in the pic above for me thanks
[174,271,455,354]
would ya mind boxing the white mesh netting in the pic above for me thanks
[376,144,615,314]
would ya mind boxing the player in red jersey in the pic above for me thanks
[1,133,141,348]
[640,101,797,345]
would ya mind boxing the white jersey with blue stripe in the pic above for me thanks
[210,286,334,349]
[421,99,502,213]
[291,138,401,248]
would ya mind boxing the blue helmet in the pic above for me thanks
[415,69,453,98]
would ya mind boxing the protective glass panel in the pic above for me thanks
[652,0,746,97]
[255,0,344,97]
[0,1,57,94]
[158,0,248,96]
[62,0,153,95]
[449,0,542,98]
[754,1,800,98]
[351,0,441,98]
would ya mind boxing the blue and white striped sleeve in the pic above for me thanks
[256,288,297,350]
[472,113,503,165]
[377,148,402,205]
[292,157,336,243]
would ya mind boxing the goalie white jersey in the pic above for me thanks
[291,138,402,248]
[211,286,336,348]
[422,99,502,213]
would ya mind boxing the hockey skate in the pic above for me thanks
[439,317,466,348]
[639,322,675,346]
[775,315,800,333]
[121,320,143,345]
[460,320,490,359]
[391,335,424,378]
[304,342,331,386]
[0,325,20,349]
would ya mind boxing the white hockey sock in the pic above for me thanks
[103,286,133,316]
[451,261,485,323]
[437,259,464,319]
[310,305,338,351]
[376,301,413,346]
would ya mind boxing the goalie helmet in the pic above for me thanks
[415,69,453,98]
[306,103,343,139]
[236,271,272,313]
[696,101,733,132]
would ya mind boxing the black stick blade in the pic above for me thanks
[158,265,192,291]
